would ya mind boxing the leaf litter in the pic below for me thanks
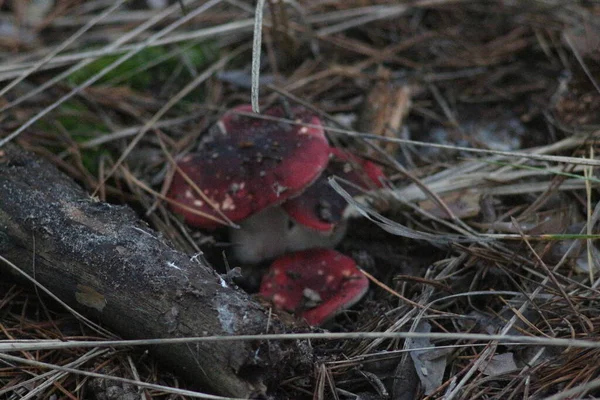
[1,0,600,399]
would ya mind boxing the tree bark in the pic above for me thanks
[0,145,304,398]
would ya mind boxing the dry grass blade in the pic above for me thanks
[0,1,127,99]
[0,348,108,398]
[94,46,247,201]
[215,110,600,167]
[0,0,222,147]
[330,177,474,244]
[5,330,600,352]
[0,255,113,338]
[251,0,266,112]
[0,353,244,400]
[0,0,198,112]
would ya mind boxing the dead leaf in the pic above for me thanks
[406,321,448,395]
[479,352,518,376]
[358,68,412,156]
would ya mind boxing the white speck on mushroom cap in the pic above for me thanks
[303,288,322,304]
[221,193,236,211]
[272,293,286,307]
[272,182,288,197]
[229,182,245,194]
[193,199,204,207]
[184,189,193,199]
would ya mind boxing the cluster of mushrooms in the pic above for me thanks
[167,105,386,325]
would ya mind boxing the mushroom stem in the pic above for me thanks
[229,207,290,264]
[229,206,348,264]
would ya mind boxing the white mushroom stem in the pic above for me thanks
[229,207,347,264]
[229,207,290,265]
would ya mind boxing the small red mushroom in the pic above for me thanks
[259,249,369,326]
[166,105,329,229]
[231,148,386,263]
[282,148,386,252]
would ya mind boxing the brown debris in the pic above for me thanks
[358,68,412,156]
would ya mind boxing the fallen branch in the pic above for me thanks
[0,145,305,398]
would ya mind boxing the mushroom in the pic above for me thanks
[231,147,386,262]
[166,104,329,230]
[166,104,386,264]
[259,248,369,326]
[282,147,386,253]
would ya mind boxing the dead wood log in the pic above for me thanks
[0,145,305,398]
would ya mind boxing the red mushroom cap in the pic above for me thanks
[282,148,385,232]
[167,105,329,228]
[259,248,369,326]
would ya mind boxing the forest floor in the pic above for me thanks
[1,1,600,399]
